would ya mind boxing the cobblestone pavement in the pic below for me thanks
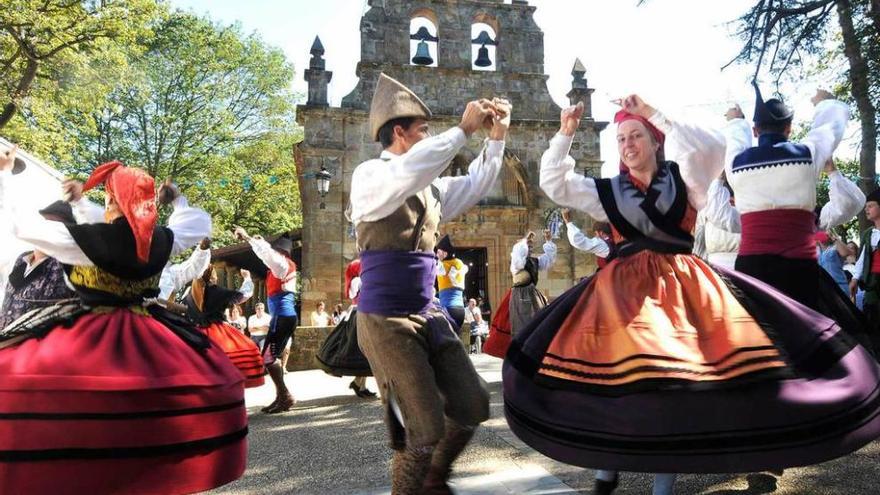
[207,354,880,495]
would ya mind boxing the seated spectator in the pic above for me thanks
[247,302,272,348]
[227,304,247,333]
[310,301,332,327]
[464,298,488,353]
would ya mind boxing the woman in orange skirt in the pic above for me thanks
[185,264,266,388]
[504,96,880,494]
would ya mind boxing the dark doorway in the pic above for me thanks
[456,246,489,314]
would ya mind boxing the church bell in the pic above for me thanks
[474,44,492,67]
[412,40,433,65]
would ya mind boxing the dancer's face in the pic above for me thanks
[394,119,430,153]
[866,201,880,221]
[437,248,448,260]
[617,120,659,174]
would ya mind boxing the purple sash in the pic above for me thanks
[359,251,437,316]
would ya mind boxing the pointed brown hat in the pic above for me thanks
[369,73,432,141]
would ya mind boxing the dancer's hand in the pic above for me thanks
[823,158,837,175]
[157,178,180,206]
[233,226,251,241]
[543,229,552,242]
[62,179,84,203]
[561,208,571,224]
[615,94,655,119]
[724,104,744,121]
[199,237,212,250]
[240,268,251,279]
[811,89,834,106]
[0,145,18,173]
[559,102,584,137]
[489,97,512,141]
[459,99,497,137]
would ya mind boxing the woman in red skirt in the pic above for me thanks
[185,263,266,388]
[0,156,247,495]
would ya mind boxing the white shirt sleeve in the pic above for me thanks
[648,111,726,211]
[348,276,361,300]
[249,237,291,279]
[537,241,557,271]
[70,198,105,224]
[801,100,850,176]
[566,222,611,257]
[1,171,92,266]
[853,245,867,281]
[818,171,865,230]
[539,133,607,222]
[703,179,742,233]
[237,275,254,302]
[350,127,468,224]
[510,239,529,275]
[435,139,505,221]
[157,246,212,300]
[167,195,212,257]
[721,118,753,177]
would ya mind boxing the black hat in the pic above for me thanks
[38,200,76,224]
[270,236,293,256]
[435,234,454,254]
[12,156,25,175]
[752,80,793,126]
[867,188,880,205]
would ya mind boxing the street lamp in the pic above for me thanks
[315,165,332,209]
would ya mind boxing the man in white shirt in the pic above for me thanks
[351,73,508,494]
[247,302,271,347]
[561,208,611,267]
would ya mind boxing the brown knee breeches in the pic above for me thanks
[357,310,490,449]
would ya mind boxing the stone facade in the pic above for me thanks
[295,0,607,316]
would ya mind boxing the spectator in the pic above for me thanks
[247,302,272,348]
[816,231,853,295]
[464,298,488,353]
[227,304,247,333]
[331,303,346,325]
[310,301,332,327]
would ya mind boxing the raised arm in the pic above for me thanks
[510,238,530,275]
[437,99,511,221]
[166,195,212,256]
[803,92,850,176]
[435,140,505,220]
[1,169,92,266]
[566,222,611,257]
[703,178,742,233]
[157,242,212,300]
[350,100,497,224]
[646,111,726,210]
[537,236,557,271]
[819,163,865,230]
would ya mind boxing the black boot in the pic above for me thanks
[593,476,619,495]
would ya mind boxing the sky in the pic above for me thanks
[169,0,853,177]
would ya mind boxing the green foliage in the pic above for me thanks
[0,0,161,162]
[3,5,303,244]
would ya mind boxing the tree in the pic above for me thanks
[723,0,877,203]
[68,12,298,182]
[0,0,159,132]
[184,131,304,246]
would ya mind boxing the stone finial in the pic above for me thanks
[310,36,326,70]
[566,58,594,117]
[512,0,529,4]
[305,36,332,106]
[571,58,587,89]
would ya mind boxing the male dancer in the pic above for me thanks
[721,86,863,308]
[350,73,509,494]
[235,228,298,414]
[560,208,612,267]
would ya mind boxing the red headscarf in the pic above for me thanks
[344,259,361,302]
[83,161,158,264]
[614,110,666,174]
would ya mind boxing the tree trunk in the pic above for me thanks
[0,57,39,129]
[837,0,877,230]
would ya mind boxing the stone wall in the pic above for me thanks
[287,325,334,372]
[295,0,608,315]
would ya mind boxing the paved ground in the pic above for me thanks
[207,354,880,495]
